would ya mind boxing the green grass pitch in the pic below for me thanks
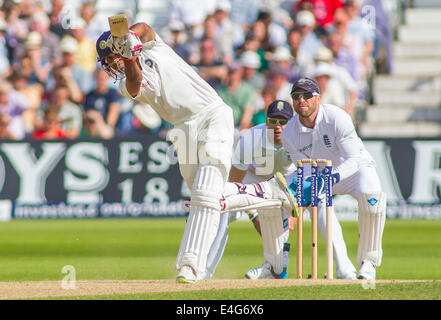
[0,217,440,299]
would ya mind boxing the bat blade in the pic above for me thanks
[108,14,129,37]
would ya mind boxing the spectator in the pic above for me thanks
[81,109,114,139]
[0,81,30,140]
[267,65,293,102]
[229,0,260,32]
[312,47,359,115]
[256,9,287,50]
[196,37,228,89]
[240,50,265,91]
[9,70,44,135]
[251,85,277,126]
[169,0,211,41]
[3,2,28,62]
[49,0,69,38]
[46,36,94,101]
[313,62,347,109]
[32,106,67,139]
[236,30,268,72]
[28,11,62,66]
[361,0,393,74]
[22,31,52,84]
[216,61,257,133]
[269,46,300,83]
[0,113,15,140]
[213,0,244,64]
[84,69,121,133]
[81,1,108,41]
[333,5,374,100]
[130,103,163,136]
[0,17,10,78]
[36,85,82,139]
[160,19,191,62]
[295,10,324,63]
[70,17,97,74]
[295,0,343,29]
[287,26,314,78]
[327,31,359,81]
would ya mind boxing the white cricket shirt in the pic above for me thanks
[281,104,376,180]
[119,33,224,125]
[232,123,297,182]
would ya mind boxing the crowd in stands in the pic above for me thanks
[0,0,394,140]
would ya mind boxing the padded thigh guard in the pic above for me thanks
[357,192,387,267]
[175,165,225,274]
[259,208,290,275]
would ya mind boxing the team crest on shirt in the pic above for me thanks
[144,59,153,67]
[323,134,331,148]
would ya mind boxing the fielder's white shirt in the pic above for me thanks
[281,104,376,180]
[232,123,297,183]
[119,33,224,125]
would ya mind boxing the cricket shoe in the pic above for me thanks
[357,260,376,280]
[336,271,357,280]
[176,265,197,283]
[244,261,287,280]
[262,172,299,217]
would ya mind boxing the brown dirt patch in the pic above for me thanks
[0,279,435,299]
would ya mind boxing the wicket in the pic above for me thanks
[296,159,333,280]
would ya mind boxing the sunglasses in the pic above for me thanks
[291,92,316,100]
[268,118,289,126]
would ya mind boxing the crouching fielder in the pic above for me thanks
[285,77,386,280]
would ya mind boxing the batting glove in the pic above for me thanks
[111,31,143,61]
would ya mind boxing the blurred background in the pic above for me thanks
[0,0,440,221]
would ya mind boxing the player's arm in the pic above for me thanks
[129,22,156,43]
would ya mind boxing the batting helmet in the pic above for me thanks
[96,30,125,80]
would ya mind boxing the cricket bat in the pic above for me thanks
[108,14,129,37]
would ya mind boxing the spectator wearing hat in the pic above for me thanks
[70,17,97,73]
[295,10,324,62]
[216,61,257,133]
[83,69,121,135]
[29,11,62,66]
[269,46,301,83]
[213,1,244,64]
[0,81,31,140]
[195,37,228,89]
[160,19,192,62]
[240,50,265,91]
[46,36,94,101]
[22,31,53,84]
[311,48,359,115]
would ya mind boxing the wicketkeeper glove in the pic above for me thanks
[111,31,143,61]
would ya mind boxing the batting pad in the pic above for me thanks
[175,165,225,274]
[259,208,290,275]
[356,192,387,267]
